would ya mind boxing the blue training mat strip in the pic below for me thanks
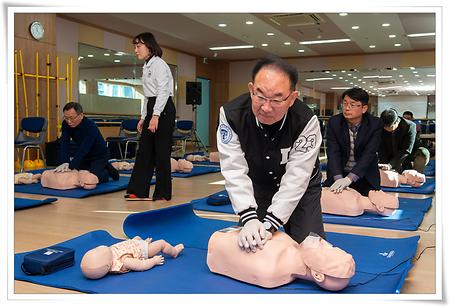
[381,177,435,194]
[171,165,221,178]
[14,197,57,210]
[15,227,418,294]
[191,191,432,231]
[191,160,220,166]
[14,176,135,198]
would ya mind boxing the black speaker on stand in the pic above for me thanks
[185,81,207,153]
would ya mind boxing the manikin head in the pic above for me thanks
[402,169,426,187]
[177,159,193,173]
[301,233,356,291]
[209,152,220,163]
[367,190,399,216]
[80,245,113,279]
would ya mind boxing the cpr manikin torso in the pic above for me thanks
[170,158,193,173]
[185,152,220,163]
[41,169,99,190]
[207,229,355,291]
[111,161,134,171]
[321,187,399,216]
[380,169,426,187]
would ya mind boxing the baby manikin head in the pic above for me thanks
[177,159,193,173]
[80,245,113,279]
[78,170,99,190]
[208,152,220,163]
[368,190,399,216]
[402,169,426,187]
[301,233,355,291]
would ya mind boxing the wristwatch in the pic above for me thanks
[263,221,276,234]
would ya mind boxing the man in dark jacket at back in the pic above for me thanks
[55,102,119,183]
[378,108,430,173]
[323,88,383,196]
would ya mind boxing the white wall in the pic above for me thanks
[378,95,428,119]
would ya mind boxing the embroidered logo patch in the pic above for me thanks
[294,134,317,153]
[219,124,233,144]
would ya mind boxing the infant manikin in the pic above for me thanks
[41,169,99,190]
[111,161,134,171]
[14,172,41,184]
[380,169,426,188]
[207,229,355,291]
[185,151,220,163]
[80,236,184,279]
[170,158,193,173]
[321,187,399,216]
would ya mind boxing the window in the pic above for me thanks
[97,81,144,100]
[79,80,87,94]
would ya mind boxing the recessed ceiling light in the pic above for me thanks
[104,53,110,56]
[407,32,435,37]
[284,42,291,45]
[404,80,408,83]
[427,74,436,77]
[352,26,359,30]
[261,43,268,47]
[87,54,94,57]
[415,75,420,77]
[382,23,390,27]
[332,74,337,77]
[369,45,376,48]
[77,56,84,60]
[218,23,227,27]
[419,80,424,83]
[114,52,123,56]
[350,82,354,84]
[245,21,254,25]
[392,67,397,70]
[339,77,343,79]
[353,76,357,79]
[399,74,404,77]
[339,13,348,16]
[389,34,396,38]
[331,87,352,90]
[345,79,348,82]
[347,73,352,76]
[362,81,366,84]
[299,38,351,45]
[298,49,305,53]
[410,67,416,70]
[209,45,254,50]
[358,79,362,81]
[413,71,418,74]
[341,70,346,73]
[305,77,334,81]
[394,43,401,47]
[266,32,275,36]
[114,59,120,63]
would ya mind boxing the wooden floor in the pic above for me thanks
[14,170,436,294]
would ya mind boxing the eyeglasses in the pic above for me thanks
[251,90,292,106]
[341,102,363,109]
[63,113,81,122]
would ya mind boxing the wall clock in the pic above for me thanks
[29,21,45,40]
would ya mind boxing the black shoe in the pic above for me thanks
[106,163,120,181]
[152,195,171,201]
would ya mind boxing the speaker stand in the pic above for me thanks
[191,105,208,153]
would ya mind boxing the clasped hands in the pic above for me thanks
[238,219,273,253]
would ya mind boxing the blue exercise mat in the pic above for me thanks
[14,197,57,210]
[171,165,221,178]
[381,177,435,194]
[14,228,418,294]
[423,160,435,176]
[14,176,134,198]
[191,191,432,231]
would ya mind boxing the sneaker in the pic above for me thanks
[124,194,152,201]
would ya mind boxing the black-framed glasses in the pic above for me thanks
[341,101,363,109]
[63,113,81,122]
[251,90,292,106]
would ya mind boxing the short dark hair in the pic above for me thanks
[341,87,369,105]
[63,102,83,114]
[133,32,163,57]
[380,109,400,126]
[403,111,413,118]
[252,55,298,91]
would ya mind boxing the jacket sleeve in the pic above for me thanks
[58,122,71,164]
[350,118,383,179]
[69,122,99,169]
[216,107,259,225]
[325,117,343,180]
[266,116,322,226]
[152,60,172,116]
[390,121,416,171]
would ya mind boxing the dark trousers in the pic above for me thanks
[254,167,325,244]
[127,97,176,198]
[79,154,109,183]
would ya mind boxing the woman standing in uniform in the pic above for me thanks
[125,32,176,201]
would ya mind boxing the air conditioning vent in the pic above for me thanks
[268,13,324,27]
